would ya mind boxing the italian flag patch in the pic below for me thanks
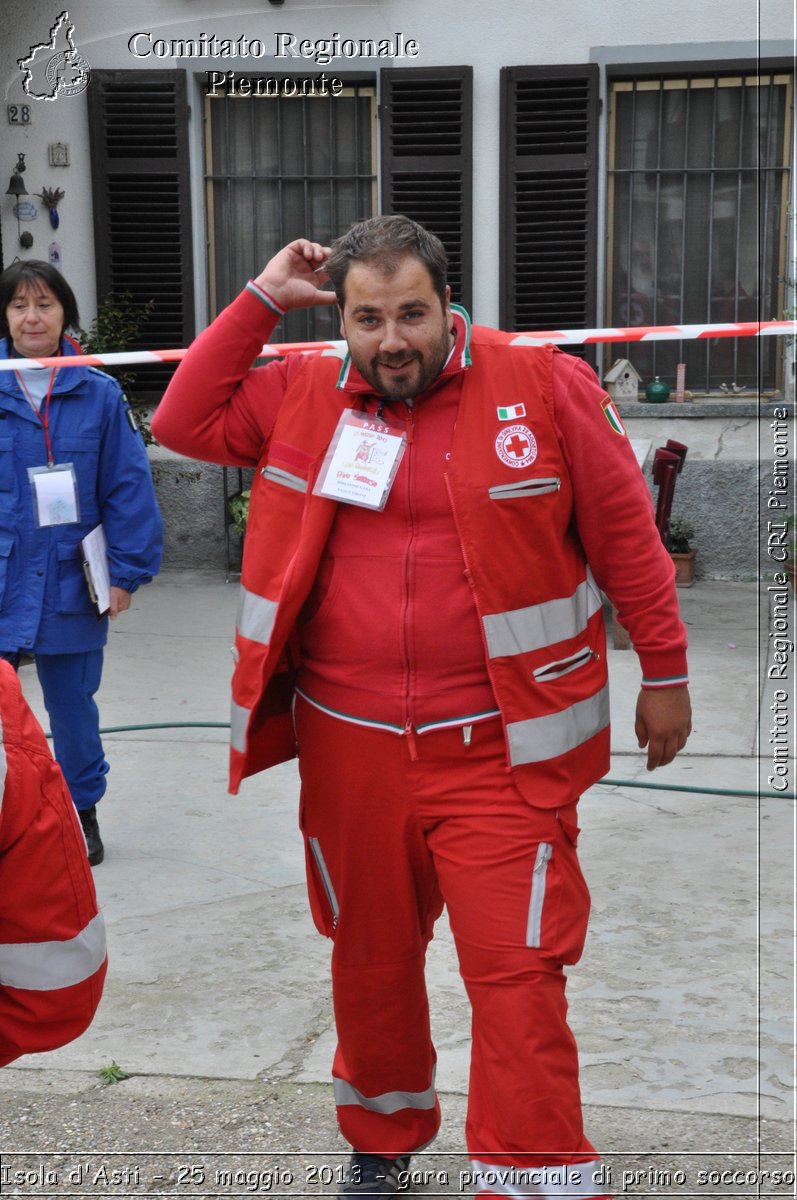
[497,403,526,421]
[601,395,627,436]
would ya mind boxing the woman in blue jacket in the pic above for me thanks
[0,260,163,865]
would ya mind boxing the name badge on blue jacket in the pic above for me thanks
[27,463,80,527]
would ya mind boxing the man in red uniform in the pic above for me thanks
[152,217,691,1198]
[0,660,107,1067]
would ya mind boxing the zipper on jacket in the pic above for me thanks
[443,471,512,765]
[403,719,419,761]
[527,842,553,948]
[308,837,339,930]
[533,646,597,683]
[401,407,417,742]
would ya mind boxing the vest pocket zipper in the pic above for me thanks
[533,646,596,683]
[526,842,553,948]
[309,836,339,930]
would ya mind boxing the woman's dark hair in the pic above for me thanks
[325,215,449,309]
[0,260,79,341]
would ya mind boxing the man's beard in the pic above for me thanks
[352,325,453,401]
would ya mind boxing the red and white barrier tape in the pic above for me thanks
[0,319,793,371]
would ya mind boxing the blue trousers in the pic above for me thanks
[34,650,109,812]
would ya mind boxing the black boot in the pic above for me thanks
[79,805,104,866]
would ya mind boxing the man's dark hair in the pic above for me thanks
[325,215,449,308]
[0,260,80,341]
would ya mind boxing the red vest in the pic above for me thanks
[0,662,107,1066]
[230,329,610,806]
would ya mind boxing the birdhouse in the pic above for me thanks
[603,358,642,401]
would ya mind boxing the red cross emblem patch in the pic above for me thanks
[495,424,537,469]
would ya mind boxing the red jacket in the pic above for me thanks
[232,326,619,802]
[0,662,107,1067]
[153,289,688,800]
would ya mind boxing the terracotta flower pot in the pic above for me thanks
[670,548,697,587]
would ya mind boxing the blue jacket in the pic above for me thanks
[0,337,163,654]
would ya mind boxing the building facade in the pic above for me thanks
[1,0,794,573]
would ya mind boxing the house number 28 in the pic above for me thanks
[7,105,32,125]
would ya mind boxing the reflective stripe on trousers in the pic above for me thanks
[333,1070,437,1115]
[0,911,106,990]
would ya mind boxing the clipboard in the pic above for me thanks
[80,524,111,618]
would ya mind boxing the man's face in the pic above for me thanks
[339,256,453,401]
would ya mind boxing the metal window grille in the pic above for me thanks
[204,84,377,345]
[607,72,793,393]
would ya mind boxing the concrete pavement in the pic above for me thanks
[0,571,794,1188]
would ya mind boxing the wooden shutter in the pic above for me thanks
[500,65,598,350]
[87,70,194,398]
[380,67,473,312]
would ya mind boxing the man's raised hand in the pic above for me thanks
[254,239,336,312]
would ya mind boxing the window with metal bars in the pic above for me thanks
[607,71,793,393]
[500,65,599,355]
[205,84,377,345]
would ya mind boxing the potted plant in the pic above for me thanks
[227,488,251,538]
[78,292,156,442]
[224,473,254,577]
[666,516,697,587]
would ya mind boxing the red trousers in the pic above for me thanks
[295,697,608,1194]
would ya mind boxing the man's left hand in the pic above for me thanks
[109,587,132,619]
[635,685,692,771]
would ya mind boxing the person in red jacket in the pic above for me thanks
[152,216,692,1199]
[0,660,107,1067]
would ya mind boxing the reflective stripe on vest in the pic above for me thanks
[482,572,601,660]
[237,586,278,647]
[261,465,308,493]
[506,685,610,766]
[470,1159,606,1198]
[0,911,106,991]
[230,699,251,753]
[333,1071,437,1115]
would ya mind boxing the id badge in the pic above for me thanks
[28,463,80,527]
[313,409,407,511]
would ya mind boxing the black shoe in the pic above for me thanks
[78,806,104,866]
[340,1154,410,1198]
